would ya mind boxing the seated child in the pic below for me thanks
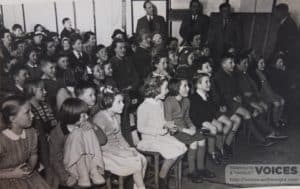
[137,77,187,188]
[251,57,287,127]
[24,79,57,186]
[190,74,237,160]
[235,54,268,116]
[40,59,64,110]
[164,78,216,182]
[194,57,241,155]
[7,63,30,97]
[92,91,147,189]
[24,47,42,80]
[151,53,171,79]
[103,61,118,90]
[59,98,105,187]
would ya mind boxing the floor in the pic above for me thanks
[169,106,300,189]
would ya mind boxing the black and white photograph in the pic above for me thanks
[0,0,299,188]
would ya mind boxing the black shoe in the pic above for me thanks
[187,171,203,183]
[159,177,169,189]
[257,140,275,147]
[216,149,229,161]
[208,153,221,165]
[224,144,233,156]
[197,169,216,178]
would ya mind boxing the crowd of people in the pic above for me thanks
[0,0,296,189]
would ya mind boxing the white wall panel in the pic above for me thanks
[75,0,94,32]
[24,1,56,32]
[2,4,23,31]
[95,0,122,45]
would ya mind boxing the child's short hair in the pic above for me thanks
[152,53,168,67]
[58,98,89,133]
[193,73,210,87]
[166,37,178,46]
[23,46,38,63]
[168,78,186,96]
[1,95,28,125]
[23,79,44,99]
[100,90,122,110]
[198,56,212,69]
[34,24,44,32]
[142,76,167,98]
[137,31,151,44]
[187,32,201,44]
[220,53,235,65]
[70,33,82,46]
[236,52,249,65]
[111,29,126,40]
[83,31,95,43]
[10,63,29,79]
[219,2,231,11]
[12,24,22,31]
[56,52,69,62]
[94,44,106,54]
[62,17,71,25]
[111,38,126,51]
[40,58,55,69]
[74,81,96,97]
[0,28,10,39]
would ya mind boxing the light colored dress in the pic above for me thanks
[137,98,187,159]
[0,128,51,189]
[63,126,104,184]
[92,110,147,176]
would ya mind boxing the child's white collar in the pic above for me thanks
[2,129,26,140]
[196,90,208,101]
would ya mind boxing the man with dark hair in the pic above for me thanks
[274,3,299,69]
[208,2,242,61]
[179,0,209,45]
[60,17,75,39]
[136,0,167,38]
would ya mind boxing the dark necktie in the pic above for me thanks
[148,16,154,32]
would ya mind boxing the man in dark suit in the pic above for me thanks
[179,0,209,45]
[136,0,167,39]
[274,3,299,68]
[208,3,242,61]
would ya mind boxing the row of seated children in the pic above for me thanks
[0,17,289,189]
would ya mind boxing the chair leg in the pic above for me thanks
[106,176,112,189]
[118,176,124,189]
[178,160,182,189]
[154,154,160,189]
[175,163,178,189]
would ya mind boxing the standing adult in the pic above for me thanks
[179,0,209,45]
[274,3,299,69]
[136,0,167,39]
[208,3,242,61]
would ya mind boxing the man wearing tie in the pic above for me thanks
[179,0,209,45]
[208,3,242,61]
[136,0,167,39]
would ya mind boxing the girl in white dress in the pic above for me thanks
[137,77,187,188]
